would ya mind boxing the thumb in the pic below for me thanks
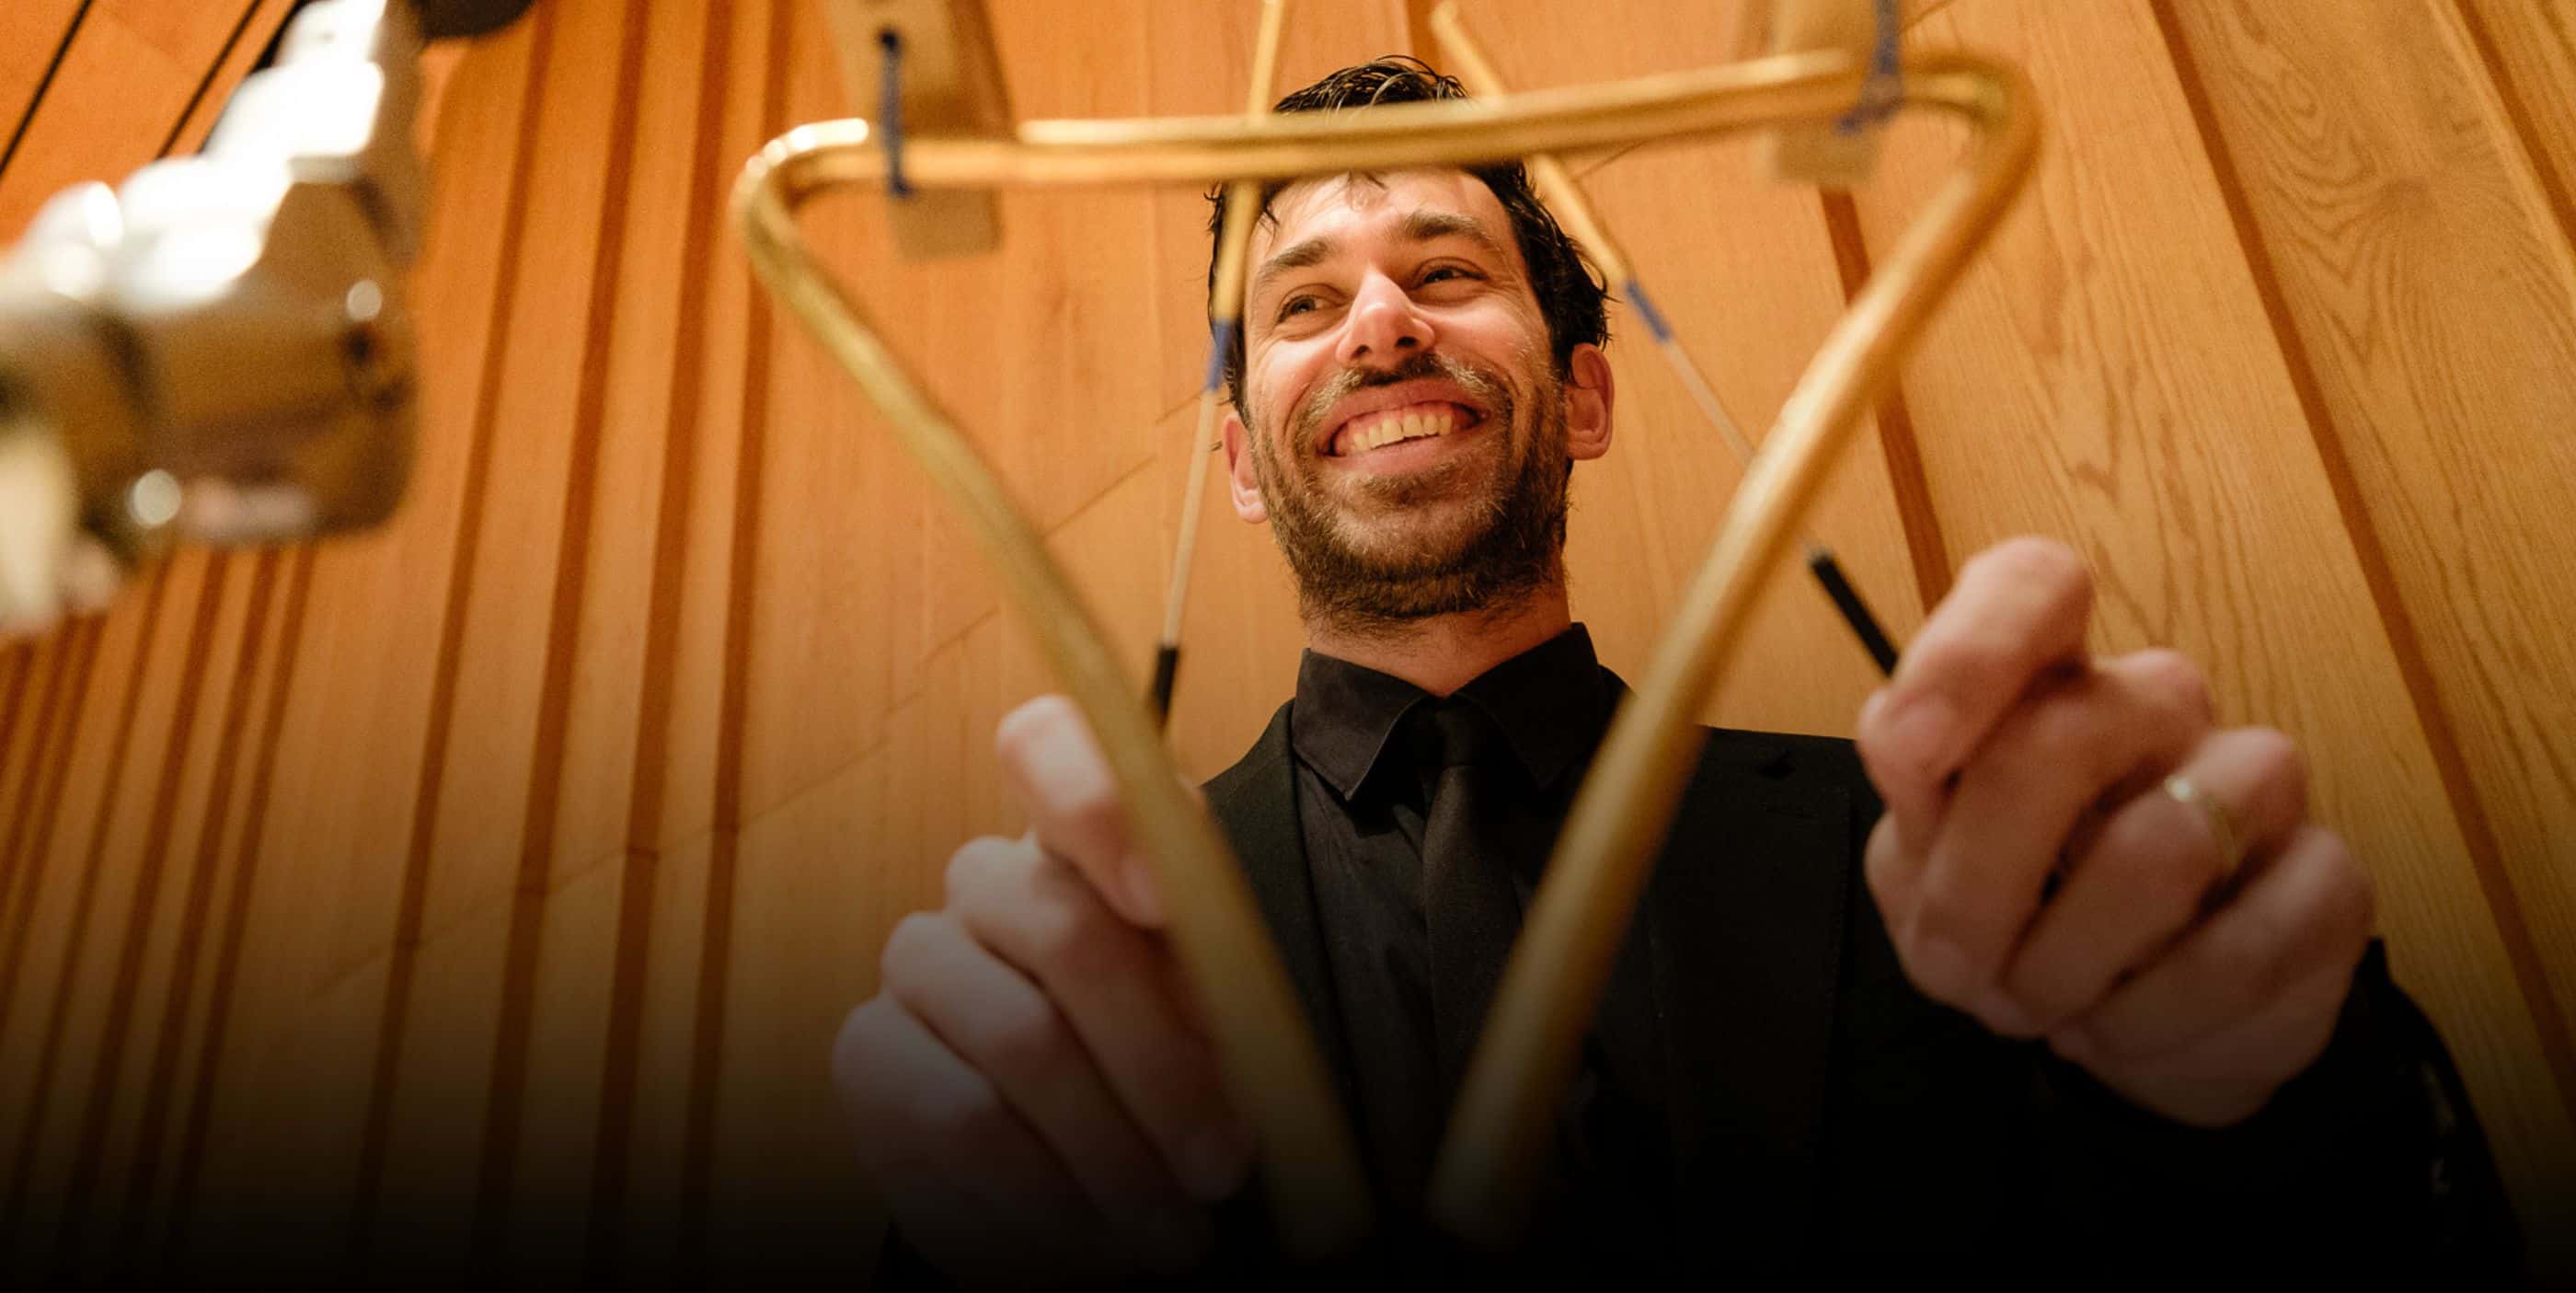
[996,695,1168,927]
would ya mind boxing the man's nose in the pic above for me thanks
[1333,272,1436,369]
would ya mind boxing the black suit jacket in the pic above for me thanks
[875,706,2522,1287]
[1195,702,2521,1280]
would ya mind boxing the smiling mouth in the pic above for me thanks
[1328,401,1483,457]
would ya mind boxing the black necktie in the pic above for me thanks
[1416,700,1528,1106]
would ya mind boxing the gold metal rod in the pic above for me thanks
[732,46,2036,1253]
[1430,67,2038,1242]
[1156,0,1290,706]
[738,165,1372,1257]
[758,51,1936,191]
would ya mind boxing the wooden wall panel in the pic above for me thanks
[172,6,547,1282]
[54,548,249,1278]
[2159,0,2576,1205]
[3,0,2571,1281]
[0,560,179,1288]
[0,0,274,238]
[1850,0,2576,1255]
[0,1,87,180]
[2454,0,2576,251]
[368,0,645,1276]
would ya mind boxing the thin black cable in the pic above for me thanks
[879,28,911,198]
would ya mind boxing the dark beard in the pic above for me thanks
[1250,352,1571,638]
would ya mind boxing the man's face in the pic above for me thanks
[1225,169,1611,630]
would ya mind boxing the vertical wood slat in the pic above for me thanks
[158,546,314,1276]
[2447,0,2576,260]
[0,561,176,1283]
[169,7,550,1284]
[42,552,234,1279]
[0,621,98,977]
[0,633,77,923]
[0,0,92,194]
[681,0,796,1275]
[1816,190,1954,609]
[465,0,655,1273]
[581,0,739,1278]
[0,644,38,802]
[347,0,568,1277]
[107,548,281,1278]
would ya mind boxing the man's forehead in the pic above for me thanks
[1255,167,1512,255]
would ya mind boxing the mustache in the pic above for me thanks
[1286,352,1512,455]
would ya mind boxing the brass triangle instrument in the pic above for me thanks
[735,0,2038,1257]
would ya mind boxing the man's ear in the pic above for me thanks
[1564,342,1615,461]
[1223,407,1269,524]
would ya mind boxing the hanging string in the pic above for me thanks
[1151,0,1290,726]
[879,29,913,198]
[1836,0,1903,135]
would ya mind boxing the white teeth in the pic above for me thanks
[1351,407,1455,452]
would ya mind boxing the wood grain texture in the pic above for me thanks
[2156,0,2576,1241]
[1851,0,2576,1259]
[3,0,2572,1278]
[2450,0,2576,256]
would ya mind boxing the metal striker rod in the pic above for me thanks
[1432,1,1903,679]
[734,46,2037,1256]
[1152,0,1290,724]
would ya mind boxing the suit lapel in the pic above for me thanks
[1202,703,1362,1116]
[1643,728,1857,1267]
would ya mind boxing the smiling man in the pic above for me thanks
[834,59,2518,1285]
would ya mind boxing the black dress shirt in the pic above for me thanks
[1287,626,1676,1273]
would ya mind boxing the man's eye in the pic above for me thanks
[1279,294,1318,319]
[1419,265,1480,288]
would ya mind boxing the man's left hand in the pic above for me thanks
[1855,537,2375,1127]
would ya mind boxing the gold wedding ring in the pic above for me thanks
[2163,774,2245,884]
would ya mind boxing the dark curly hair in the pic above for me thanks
[1207,56,1610,421]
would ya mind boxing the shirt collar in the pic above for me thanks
[1289,623,1611,801]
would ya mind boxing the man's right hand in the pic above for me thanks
[832,696,1255,1285]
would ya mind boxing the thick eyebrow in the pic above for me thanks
[1248,209,1513,303]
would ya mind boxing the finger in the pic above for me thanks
[997,695,1165,927]
[948,837,1254,1203]
[879,911,1211,1269]
[2055,955,2357,1127]
[2064,825,2373,1065]
[829,996,1091,1229]
[832,999,1121,1282]
[1897,650,2211,1025]
[1857,537,2095,847]
[2004,726,2308,1032]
